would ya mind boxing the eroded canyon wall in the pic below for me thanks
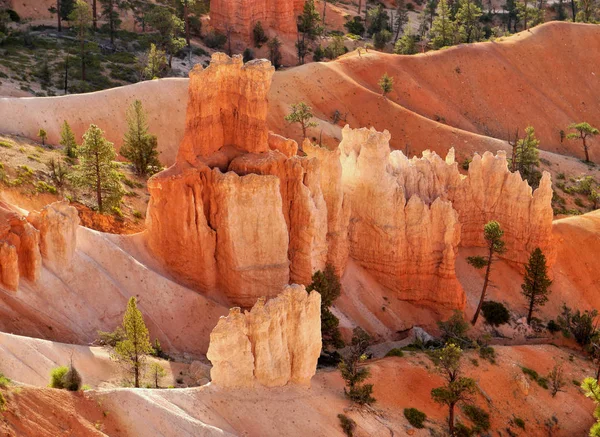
[0,201,78,291]
[206,284,321,388]
[146,53,554,312]
[210,0,303,49]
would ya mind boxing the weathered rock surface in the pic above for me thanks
[0,201,41,291]
[206,285,321,388]
[339,126,464,307]
[210,0,303,48]
[27,201,79,273]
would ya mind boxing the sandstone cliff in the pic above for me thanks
[206,285,321,388]
[0,202,41,291]
[146,53,554,313]
[210,0,303,50]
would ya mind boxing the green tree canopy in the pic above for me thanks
[521,248,552,324]
[72,124,124,213]
[431,0,458,49]
[121,100,161,177]
[567,122,599,163]
[285,102,318,141]
[60,120,78,159]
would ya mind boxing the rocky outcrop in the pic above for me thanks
[178,54,275,165]
[0,201,79,291]
[146,53,554,312]
[206,285,321,388]
[27,201,79,274]
[339,126,464,307]
[451,151,555,268]
[210,0,303,49]
[0,202,41,291]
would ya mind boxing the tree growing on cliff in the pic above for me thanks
[296,0,322,64]
[113,297,153,388]
[394,0,409,41]
[285,102,318,141]
[430,344,477,435]
[71,124,123,213]
[253,21,269,47]
[139,43,168,80]
[521,248,552,324]
[378,73,394,97]
[69,0,92,81]
[567,122,599,163]
[511,126,541,187]
[456,0,483,43]
[394,20,417,54]
[60,121,78,159]
[149,362,166,388]
[268,37,283,69]
[468,220,506,325]
[179,0,196,47]
[307,264,345,350]
[48,0,75,32]
[121,100,161,177]
[339,327,375,405]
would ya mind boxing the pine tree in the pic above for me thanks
[455,0,482,43]
[339,327,375,405]
[149,362,166,388]
[296,0,321,64]
[60,120,78,159]
[521,248,552,324]
[430,344,476,435]
[307,264,344,349]
[120,100,161,177]
[99,0,125,45]
[268,37,283,69]
[113,297,153,388]
[394,0,409,41]
[38,128,48,146]
[394,19,417,54]
[430,0,458,49]
[468,221,506,325]
[69,0,92,81]
[567,122,599,163]
[513,126,541,186]
[582,377,600,436]
[72,124,124,213]
[378,73,394,97]
[285,102,318,141]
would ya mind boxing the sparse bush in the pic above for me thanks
[49,366,69,388]
[0,392,5,412]
[242,48,254,63]
[385,348,404,358]
[479,345,496,364]
[463,404,490,431]
[63,365,82,391]
[0,374,11,388]
[344,16,365,35]
[548,364,565,397]
[204,30,227,49]
[558,304,598,346]
[438,310,470,346]
[338,413,356,437]
[97,326,126,347]
[481,301,510,326]
[36,180,57,194]
[522,366,548,389]
[404,407,426,428]
[252,21,268,47]
[513,417,525,429]
[547,319,561,333]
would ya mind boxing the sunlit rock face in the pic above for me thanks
[0,201,40,291]
[146,53,554,311]
[0,200,79,291]
[206,285,321,388]
[338,126,464,308]
[210,0,304,49]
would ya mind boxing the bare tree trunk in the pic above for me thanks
[184,1,190,47]
[448,402,455,435]
[358,0,362,14]
[57,0,62,32]
[323,0,327,25]
[93,0,97,31]
[472,245,494,325]
[95,150,102,212]
[583,136,590,162]
[80,36,86,80]
[571,0,576,21]
[64,52,69,95]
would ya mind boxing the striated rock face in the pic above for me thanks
[178,54,275,165]
[0,202,41,291]
[146,53,554,313]
[210,0,303,48]
[338,126,464,307]
[27,201,79,273]
[206,285,321,388]
[451,151,555,268]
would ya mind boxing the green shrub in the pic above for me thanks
[481,301,510,326]
[454,422,473,437]
[385,348,404,358]
[0,374,11,388]
[36,181,57,194]
[63,366,82,391]
[404,407,426,428]
[463,404,490,431]
[49,366,69,388]
[0,392,5,412]
[547,319,561,333]
[133,210,143,219]
[575,197,586,208]
[337,413,356,437]
[252,21,268,47]
[0,140,13,148]
[478,345,496,364]
[522,367,548,389]
[513,417,525,429]
[204,30,227,49]
[344,16,365,35]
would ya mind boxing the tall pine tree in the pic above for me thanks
[120,100,161,177]
[113,297,153,388]
[72,124,123,213]
[521,248,552,324]
[60,120,78,159]
[307,264,344,350]
[431,0,458,49]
